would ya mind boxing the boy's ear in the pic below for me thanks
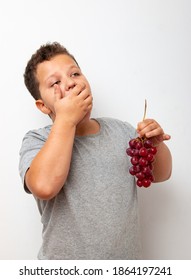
[35,99,51,115]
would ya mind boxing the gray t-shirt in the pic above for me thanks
[19,117,142,259]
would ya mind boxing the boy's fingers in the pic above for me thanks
[137,119,158,130]
[54,84,62,101]
[163,134,171,141]
[137,119,171,142]
[71,83,86,96]
[84,94,93,106]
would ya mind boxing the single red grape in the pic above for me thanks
[142,179,151,188]
[129,166,136,175]
[139,147,148,157]
[144,139,152,148]
[146,153,154,162]
[136,141,143,150]
[136,172,145,180]
[133,165,142,173]
[131,156,140,165]
[149,146,157,155]
[129,139,138,148]
[126,148,134,157]
[137,180,143,187]
[142,166,152,175]
[139,157,148,166]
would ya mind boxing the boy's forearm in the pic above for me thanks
[153,142,172,182]
[26,118,76,199]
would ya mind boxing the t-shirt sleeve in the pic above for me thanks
[19,130,46,193]
[123,121,138,140]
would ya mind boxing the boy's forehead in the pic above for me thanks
[39,54,77,69]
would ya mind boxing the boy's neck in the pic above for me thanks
[75,118,100,137]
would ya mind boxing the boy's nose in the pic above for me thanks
[65,78,76,92]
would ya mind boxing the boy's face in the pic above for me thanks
[35,54,92,120]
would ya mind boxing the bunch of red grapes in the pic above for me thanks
[126,137,157,188]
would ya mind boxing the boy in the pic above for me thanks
[19,42,172,259]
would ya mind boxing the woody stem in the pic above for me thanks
[142,99,147,121]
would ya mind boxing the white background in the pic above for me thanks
[0,0,190,260]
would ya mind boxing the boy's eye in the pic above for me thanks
[71,72,80,77]
[51,81,60,87]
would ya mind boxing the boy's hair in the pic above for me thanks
[24,42,79,100]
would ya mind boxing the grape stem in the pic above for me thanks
[142,99,147,121]
[140,99,147,143]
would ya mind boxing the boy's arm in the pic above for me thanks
[152,142,172,182]
[25,84,92,200]
[137,119,172,182]
[25,120,76,199]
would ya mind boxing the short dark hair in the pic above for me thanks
[24,42,79,100]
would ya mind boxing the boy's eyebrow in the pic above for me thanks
[45,72,60,83]
[45,65,79,83]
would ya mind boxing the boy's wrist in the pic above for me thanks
[53,116,77,132]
